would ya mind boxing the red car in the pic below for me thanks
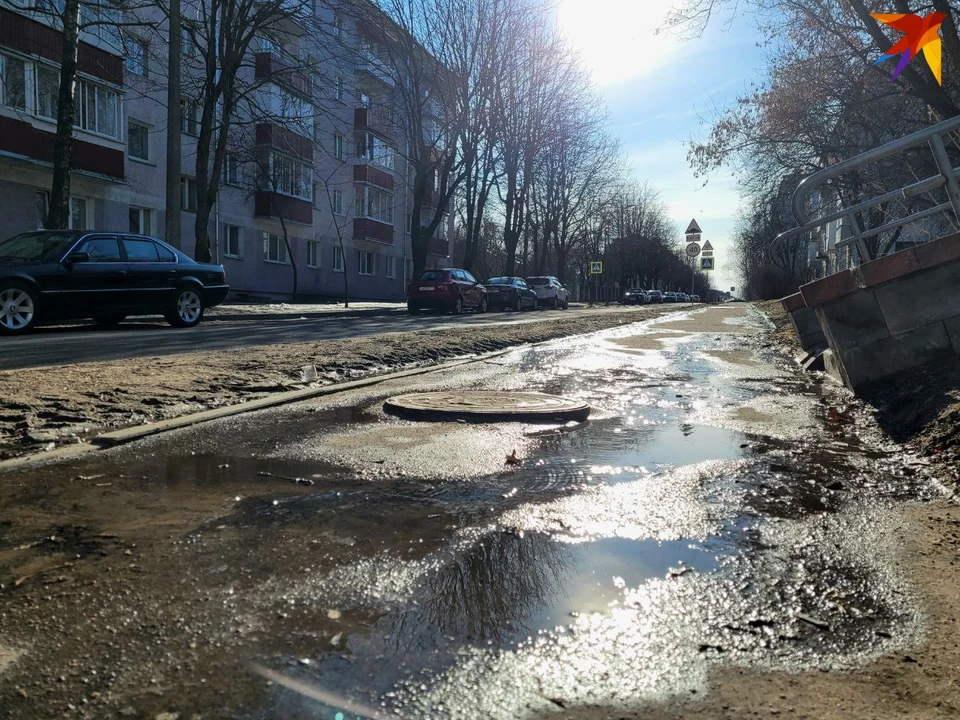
[406,268,488,315]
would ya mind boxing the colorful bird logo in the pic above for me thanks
[871,12,947,85]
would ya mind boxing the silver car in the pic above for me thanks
[525,276,569,310]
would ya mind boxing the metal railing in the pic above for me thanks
[774,114,960,264]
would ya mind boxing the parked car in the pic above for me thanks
[0,230,228,335]
[622,288,648,305]
[646,289,663,304]
[407,268,487,315]
[525,276,569,309]
[663,292,678,303]
[484,277,538,311]
[691,294,701,303]
[678,292,690,302]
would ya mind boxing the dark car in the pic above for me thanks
[663,292,678,303]
[622,288,647,305]
[483,277,538,311]
[647,289,663,304]
[0,230,229,334]
[406,268,487,315]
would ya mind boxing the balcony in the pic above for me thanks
[356,51,394,87]
[254,52,312,98]
[353,218,394,244]
[255,123,313,161]
[354,107,395,138]
[421,188,441,210]
[353,164,394,190]
[428,236,449,257]
[255,192,312,225]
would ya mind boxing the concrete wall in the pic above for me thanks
[793,232,960,389]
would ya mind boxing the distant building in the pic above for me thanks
[0,0,452,301]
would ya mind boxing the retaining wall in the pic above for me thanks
[789,232,960,390]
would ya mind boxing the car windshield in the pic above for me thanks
[418,270,448,280]
[627,288,643,293]
[526,277,549,286]
[486,277,514,285]
[0,231,76,263]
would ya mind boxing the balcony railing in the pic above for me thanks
[428,235,449,257]
[255,123,313,161]
[354,107,395,138]
[353,217,394,244]
[356,51,394,86]
[254,52,312,98]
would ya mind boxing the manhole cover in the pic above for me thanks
[383,391,590,422]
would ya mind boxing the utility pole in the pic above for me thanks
[165,0,182,248]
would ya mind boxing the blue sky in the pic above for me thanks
[558,0,767,292]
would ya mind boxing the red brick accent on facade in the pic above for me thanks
[428,236,449,256]
[0,9,123,85]
[353,218,393,244]
[915,232,960,270]
[255,124,313,161]
[353,164,394,190]
[799,269,858,309]
[254,52,312,98]
[255,191,312,225]
[781,292,806,312]
[857,247,920,287]
[0,115,124,178]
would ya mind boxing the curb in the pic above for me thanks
[206,306,407,322]
[0,346,527,475]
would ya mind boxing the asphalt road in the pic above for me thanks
[0,304,679,370]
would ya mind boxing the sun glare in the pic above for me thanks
[557,0,681,86]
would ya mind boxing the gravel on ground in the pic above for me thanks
[0,306,673,460]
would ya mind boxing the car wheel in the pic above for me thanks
[513,295,522,312]
[166,286,204,328]
[93,314,126,327]
[452,296,464,315]
[0,281,39,335]
[479,296,488,313]
[532,298,538,311]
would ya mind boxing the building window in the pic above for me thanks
[125,37,148,76]
[334,76,344,101]
[358,250,374,276]
[128,207,152,235]
[385,255,396,278]
[128,121,149,161]
[333,134,344,160]
[180,176,197,212]
[332,189,343,215]
[358,132,394,170]
[36,65,58,119]
[36,191,86,230]
[181,100,199,136]
[81,1,122,51]
[224,225,242,258]
[73,79,119,138]
[0,54,26,111]
[180,27,195,57]
[268,152,311,200]
[333,245,344,272]
[263,232,289,264]
[355,186,393,224]
[224,153,240,184]
[307,240,321,268]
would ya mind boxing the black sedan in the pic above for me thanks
[622,288,648,305]
[483,277,538,311]
[0,230,229,334]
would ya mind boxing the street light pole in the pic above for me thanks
[165,0,182,249]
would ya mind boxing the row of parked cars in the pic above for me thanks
[407,269,569,314]
[622,289,701,305]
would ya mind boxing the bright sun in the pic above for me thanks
[557,0,681,86]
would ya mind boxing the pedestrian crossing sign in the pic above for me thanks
[590,261,603,274]
[701,257,715,271]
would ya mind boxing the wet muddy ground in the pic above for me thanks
[0,305,953,719]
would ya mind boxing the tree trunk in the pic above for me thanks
[47,0,81,229]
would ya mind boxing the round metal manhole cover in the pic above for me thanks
[383,391,590,423]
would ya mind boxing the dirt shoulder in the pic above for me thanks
[753,300,960,475]
[0,306,672,460]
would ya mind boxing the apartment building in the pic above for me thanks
[0,0,452,301]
